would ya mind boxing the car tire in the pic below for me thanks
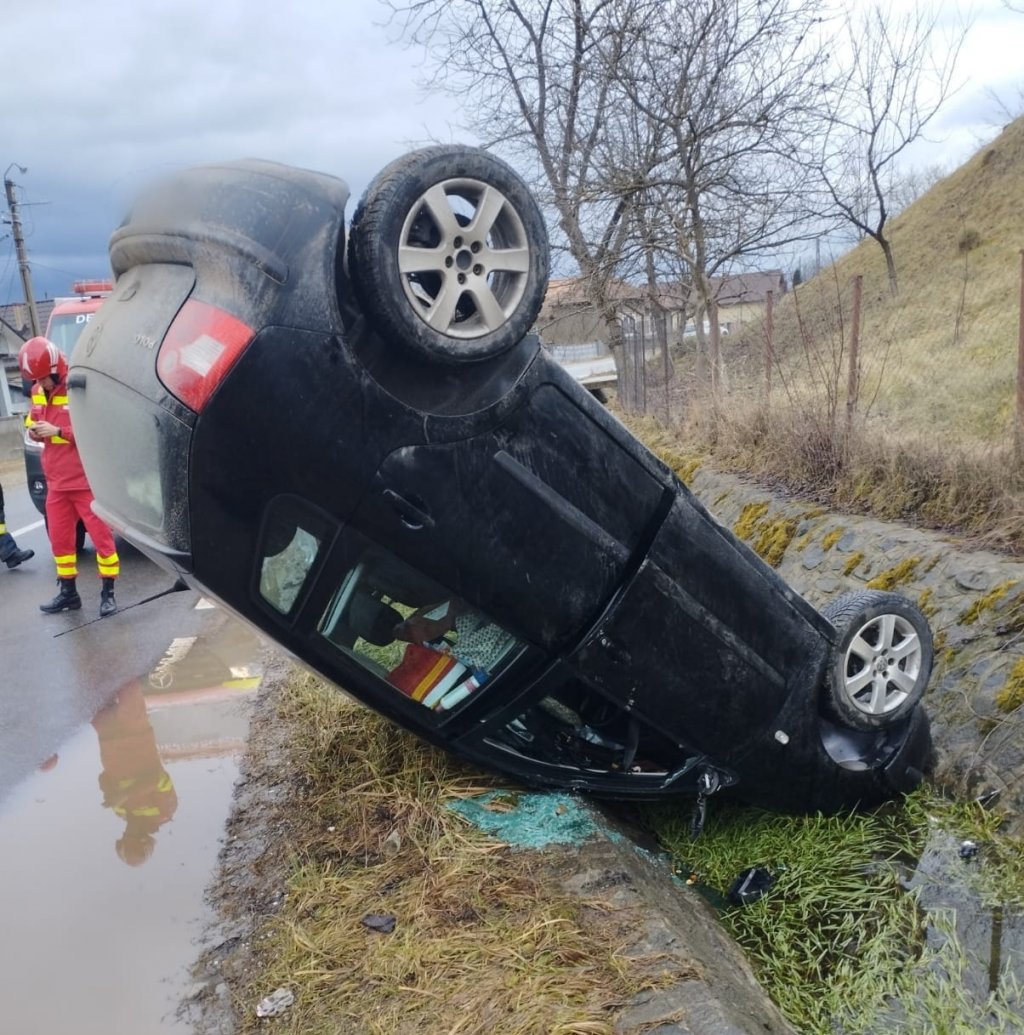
[821,590,933,731]
[347,145,550,363]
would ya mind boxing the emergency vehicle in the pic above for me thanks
[23,280,112,516]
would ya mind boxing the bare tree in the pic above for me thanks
[609,0,833,391]
[382,0,661,369]
[887,162,949,216]
[816,2,968,295]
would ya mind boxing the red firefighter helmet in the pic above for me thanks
[18,336,67,383]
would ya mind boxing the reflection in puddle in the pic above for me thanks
[0,613,264,1035]
[896,830,1024,1026]
[94,681,179,867]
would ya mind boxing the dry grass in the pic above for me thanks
[226,671,654,1035]
[640,115,1024,549]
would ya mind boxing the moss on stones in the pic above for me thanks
[734,502,770,541]
[646,441,702,486]
[731,501,801,567]
[843,552,865,577]
[754,518,800,568]
[822,529,844,551]
[995,657,1024,714]
[674,458,702,485]
[958,580,1019,626]
[918,588,936,618]
[866,558,921,590]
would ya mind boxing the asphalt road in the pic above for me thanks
[0,468,264,1035]
[0,472,191,800]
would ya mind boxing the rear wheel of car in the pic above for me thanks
[821,590,933,731]
[347,145,550,363]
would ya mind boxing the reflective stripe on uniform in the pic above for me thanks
[54,553,77,578]
[97,552,120,577]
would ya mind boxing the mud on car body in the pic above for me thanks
[67,148,934,815]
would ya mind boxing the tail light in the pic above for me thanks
[156,299,254,412]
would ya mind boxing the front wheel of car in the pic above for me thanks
[821,590,933,731]
[347,145,550,364]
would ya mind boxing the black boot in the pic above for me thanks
[99,577,117,617]
[0,531,33,569]
[40,578,82,614]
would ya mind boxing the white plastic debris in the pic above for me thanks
[383,828,402,856]
[256,987,295,1018]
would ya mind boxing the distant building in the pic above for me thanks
[535,271,787,349]
[0,298,55,363]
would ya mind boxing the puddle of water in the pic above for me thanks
[0,616,263,1035]
[901,830,1024,1013]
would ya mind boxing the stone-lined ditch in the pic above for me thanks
[682,465,1024,832]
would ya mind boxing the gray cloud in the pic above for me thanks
[3,0,1023,300]
[3,0,470,297]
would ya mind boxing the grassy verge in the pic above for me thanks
[619,397,1024,554]
[644,792,1024,1034]
[206,665,1024,1034]
[214,669,660,1035]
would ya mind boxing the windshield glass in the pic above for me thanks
[47,311,97,355]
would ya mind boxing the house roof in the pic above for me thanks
[0,298,56,349]
[542,270,786,312]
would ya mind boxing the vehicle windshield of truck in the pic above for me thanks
[47,313,95,355]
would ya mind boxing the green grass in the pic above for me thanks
[644,791,1024,1033]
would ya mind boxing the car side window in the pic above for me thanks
[486,682,684,776]
[317,546,523,714]
[257,496,333,616]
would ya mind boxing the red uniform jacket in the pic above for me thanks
[28,382,91,493]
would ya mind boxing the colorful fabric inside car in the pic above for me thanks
[388,643,462,702]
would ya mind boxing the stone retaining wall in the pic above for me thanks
[684,466,1024,831]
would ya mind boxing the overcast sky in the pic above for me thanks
[2,0,1022,303]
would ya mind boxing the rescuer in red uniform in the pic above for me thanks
[18,336,119,616]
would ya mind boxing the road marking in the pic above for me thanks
[12,519,45,537]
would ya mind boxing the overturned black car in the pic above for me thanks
[67,147,933,814]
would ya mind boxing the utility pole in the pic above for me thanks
[3,166,41,337]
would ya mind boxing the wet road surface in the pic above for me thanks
[0,470,264,1033]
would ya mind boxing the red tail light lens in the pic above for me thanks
[156,299,255,412]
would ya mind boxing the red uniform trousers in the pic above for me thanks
[47,489,119,580]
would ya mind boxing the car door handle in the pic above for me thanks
[382,489,434,531]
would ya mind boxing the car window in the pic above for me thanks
[257,497,332,616]
[317,545,524,714]
[486,681,685,776]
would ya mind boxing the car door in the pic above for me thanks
[349,382,667,650]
